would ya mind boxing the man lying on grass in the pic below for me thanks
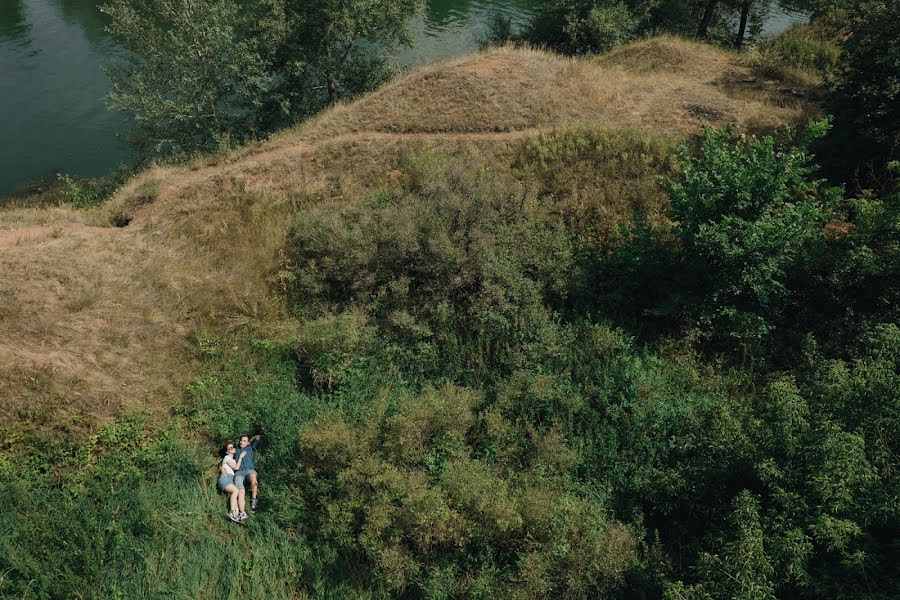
[234,433,263,512]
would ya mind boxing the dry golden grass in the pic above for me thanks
[0,218,189,428]
[288,36,815,141]
[0,36,818,430]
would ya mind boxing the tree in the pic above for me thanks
[101,0,274,157]
[102,0,423,158]
[664,122,835,357]
[696,0,719,38]
[520,0,763,52]
[696,0,759,43]
[282,0,423,106]
[826,0,900,188]
[523,0,637,55]
[735,0,750,46]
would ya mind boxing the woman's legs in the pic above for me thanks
[238,487,246,513]
[225,484,239,513]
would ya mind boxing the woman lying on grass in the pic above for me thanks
[218,443,248,523]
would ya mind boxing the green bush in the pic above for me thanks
[284,155,575,381]
[750,12,845,81]
[55,167,133,209]
[478,12,516,48]
[667,122,834,355]
[791,183,900,358]
[825,0,900,187]
[586,122,839,356]
[296,384,636,596]
[524,0,637,55]
[515,127,675,245]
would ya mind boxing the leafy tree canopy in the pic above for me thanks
[102,0,423,158]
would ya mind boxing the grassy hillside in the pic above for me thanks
[0,38,814,433]
[10,35,895,600]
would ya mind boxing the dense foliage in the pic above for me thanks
[522,0,638,55]
[749,8,845,81]
[488,0,782,54]
[101,0,422,157]
[825,0,900,188]
[284,158,575,384]
[276,129,899,597]
[101,0,275,156]
[587,123,839,358]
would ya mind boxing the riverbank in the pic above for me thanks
[0,0,807,195]
[0,167,134,212]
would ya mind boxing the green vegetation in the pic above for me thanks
[522,0,638,55]
[0,355,317,599]
[4,118,897,596]
[56,168,138,209]
[101,0,274,157]
[0,168,134,210]
[486,0,806,53]
[749,9,845,81]
[101,0,422,158]
[752,1,899,189]
[2,6,898,599]
[592,122,840,358]
[825,0,900,188]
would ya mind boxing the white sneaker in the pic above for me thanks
[238,511,248,522]
[228,510,241,523]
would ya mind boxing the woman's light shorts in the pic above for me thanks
[217,473,236,492]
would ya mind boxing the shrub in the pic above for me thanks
[55,167,133,209]
[791,183,900,357]
[825,0,900,187]
[524,0,637,55]
[296,385,636,596]
[284,155,575,380]
[478,12,516,48]
[749,11,846,82]
[515,127,676,245]
[581,123,840,352]
[295,311,376,390]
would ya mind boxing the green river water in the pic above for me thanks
[0,0,805,194]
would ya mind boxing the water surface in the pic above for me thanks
[0,0,128,194]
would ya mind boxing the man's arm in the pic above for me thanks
[250,433,262,449]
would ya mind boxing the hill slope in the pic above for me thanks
[0,37,815,431]
[9,34,898,600]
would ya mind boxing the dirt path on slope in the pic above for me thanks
[0,222,118,249]
[152,127,547,209]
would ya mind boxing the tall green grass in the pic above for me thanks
[0,414,319,599]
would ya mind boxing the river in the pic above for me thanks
[0,0,806,194]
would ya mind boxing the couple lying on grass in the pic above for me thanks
[218,434,262,523]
